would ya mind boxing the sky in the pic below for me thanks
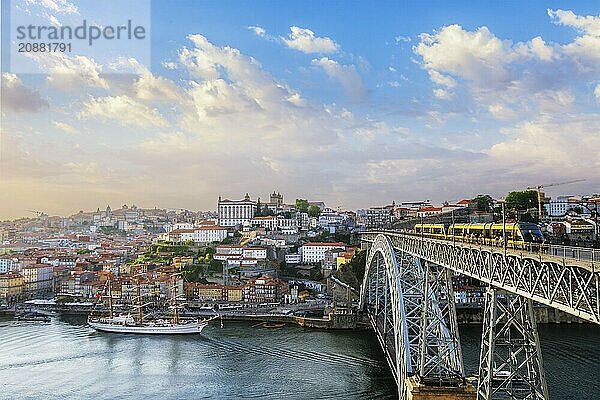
[1,0,599,219]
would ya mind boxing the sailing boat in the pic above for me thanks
[88,275,215,334]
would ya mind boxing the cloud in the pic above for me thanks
[595,84,600,101]
[78,95,169,128]
[27,0,78,14]
[415,10,600,120]
[488,113,600,174]
[548,9,600,36]
[311,57,366,99]
[1,73,49,112]
[395,35,412,43]
[488,103,517,120]
[282,26,339,53]
[27,53,108,90]
[52,121,77,134]
[433,88,453,100]
[248,25,267,37]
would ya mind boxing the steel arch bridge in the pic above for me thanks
[359,231,600,400]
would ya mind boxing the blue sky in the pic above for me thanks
[1,0,599,218]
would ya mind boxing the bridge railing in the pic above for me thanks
[366,230,598,270]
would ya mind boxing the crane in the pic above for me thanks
[27,210,46,218]
[526,179,586,220]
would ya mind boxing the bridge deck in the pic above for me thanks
[365,231,598,272]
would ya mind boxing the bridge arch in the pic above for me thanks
[359,234,412,399]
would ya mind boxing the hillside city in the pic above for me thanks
[1,190,598,317]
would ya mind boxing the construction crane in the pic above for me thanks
[526,179,586,220]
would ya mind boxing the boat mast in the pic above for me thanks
[136,276,143,324]
[107,278,114,319]
[171,275,179,324]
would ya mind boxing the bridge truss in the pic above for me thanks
[360,232,600,400]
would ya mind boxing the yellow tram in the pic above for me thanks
[414,222,545,249]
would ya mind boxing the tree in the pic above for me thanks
[472,194,493,212]
[295,198,309,212]
[505,190,538,211]
[505,190,539,222]
[308,204,321,217]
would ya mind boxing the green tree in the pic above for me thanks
[472,194,494,212]
[295,198,309,212]
[505,190,539,222]
[308,204,321,217]
[505,190,538,211]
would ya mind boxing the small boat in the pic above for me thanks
[88,275,216,335]
[15,311,51,322]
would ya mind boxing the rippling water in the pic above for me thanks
[0,316,598,399]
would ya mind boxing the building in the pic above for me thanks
[0,273,24,303]
[417,206,443,218]
[218,194,257,227]
[0,258,15,273]
[357,206,393,228]
[193,225,228,243]
[301,242,346,264]
[545,195,578,217]
[243,274,287,303]
[21,264,54,294]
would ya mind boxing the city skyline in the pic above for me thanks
[2,1,599,220]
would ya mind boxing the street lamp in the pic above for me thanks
[498,199,507,255]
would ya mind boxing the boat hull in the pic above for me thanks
[89,321,209,334]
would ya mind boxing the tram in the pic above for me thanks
[412,222,545,249]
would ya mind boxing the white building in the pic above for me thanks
[193,225,228,243]
[218,194,257,227]
[545,195,578,217]
[242,247,267,259]
[0,258,15,273]
[300,242,346,264]
[285,254,301,265]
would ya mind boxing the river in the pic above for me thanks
[0,316,598,399]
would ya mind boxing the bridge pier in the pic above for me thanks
[406,377,475,400]
[477,288,548,400]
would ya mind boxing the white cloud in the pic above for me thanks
[311,57,366,99]
[415,10,600,121]
[27,53,108,90]
[78,95,168,128]
[488,103,517,120]
[388,66,397,72]
[548,9,600,36]
[388,81,401,88]
[433,88,453,100]
[162,61,177,70]
[53,121,77,134]
[488,114,600,173]
[282,26,339,53]
[595,84,600,101]
[395,35,412,43]
[1,73,48,112]
[27,0,78,14]
[248,25,266,37]
[415,25,518,87]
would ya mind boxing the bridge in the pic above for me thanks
[359,231,599,400]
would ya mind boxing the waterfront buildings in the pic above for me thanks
[0,273,24,303]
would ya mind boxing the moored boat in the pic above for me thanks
[88,275,215,335]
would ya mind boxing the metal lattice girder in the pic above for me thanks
[418,260,464,383]
[360,235,467,398]
[362,232,600,324]
[361,235,411,400]
[477,288,548,400]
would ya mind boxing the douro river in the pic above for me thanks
[0,316,598,399]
